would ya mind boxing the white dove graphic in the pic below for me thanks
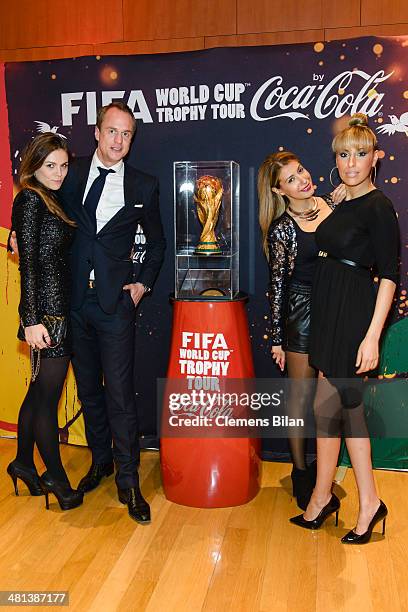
[34,120,67,138]
[376,113,408,136]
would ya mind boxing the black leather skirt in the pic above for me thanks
[284,282,311,354]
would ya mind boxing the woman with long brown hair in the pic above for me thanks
[7,133,83,510]
[290,114,399,544]
[258,151,343,509]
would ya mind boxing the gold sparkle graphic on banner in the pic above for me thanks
[101,65,119,85]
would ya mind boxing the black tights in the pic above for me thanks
[15,355,70,483]
[286,351,317,470]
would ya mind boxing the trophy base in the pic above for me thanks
[194,241,221,255]
[199,287,226,297]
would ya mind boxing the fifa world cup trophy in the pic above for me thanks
[194,175,223,255]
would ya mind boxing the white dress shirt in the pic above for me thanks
[83,151,125,279]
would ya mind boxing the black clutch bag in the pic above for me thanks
[18,314,67,347]
[17,315,67,382]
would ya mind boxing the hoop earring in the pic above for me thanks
[371,166,377,184]
[329,166,340,187]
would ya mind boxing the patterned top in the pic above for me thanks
[266,194,334,345]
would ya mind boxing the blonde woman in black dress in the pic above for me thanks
[290,114,399,543]
[258,151,344,509]
[7,133,83,511]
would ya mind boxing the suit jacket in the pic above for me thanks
[59,156,166,314]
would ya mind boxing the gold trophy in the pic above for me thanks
[194,175,223,255]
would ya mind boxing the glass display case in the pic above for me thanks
[174,160,239,299]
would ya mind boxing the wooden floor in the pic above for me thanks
[0,438,407,612]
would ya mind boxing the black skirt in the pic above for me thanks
[284,282,311,354]
[309,257,376,377]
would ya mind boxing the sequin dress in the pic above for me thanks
[12,188,75,357]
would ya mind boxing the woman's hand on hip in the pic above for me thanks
[24,324,51,350]
[271,345,285,371]
[355,334,379,374]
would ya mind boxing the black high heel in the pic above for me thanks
[39,472,83,511]
[290,493,340,530]
[341,500,388,544]
[7,460,43,496]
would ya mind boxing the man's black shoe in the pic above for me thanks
[78,462,114,493]
[117,485,151,524]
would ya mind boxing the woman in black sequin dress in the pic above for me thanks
[258,151,344,509]
[290,114,399,544]
[7,134,83,510]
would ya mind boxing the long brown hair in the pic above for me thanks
[18,133,76,226]
[332,112,377,153]
[258,151,300,259]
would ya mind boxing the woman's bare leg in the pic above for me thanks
[345,436,380,534]
[303,371,341,520]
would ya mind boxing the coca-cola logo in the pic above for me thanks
[250,70,393,121]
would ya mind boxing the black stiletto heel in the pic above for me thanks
[290,494,340,530]
[40,472,83,511]
[9,471,18,495]
[341,500,388,544]
[7,461,43,496]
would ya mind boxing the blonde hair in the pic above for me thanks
[19,133,76,227]
[258,151,300,259]
[332,113,377,153]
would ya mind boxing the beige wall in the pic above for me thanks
[0,0,408,62]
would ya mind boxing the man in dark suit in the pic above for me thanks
[59,101,165,523]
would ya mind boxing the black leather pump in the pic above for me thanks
[290,493,340,530]
[40,472,83,510]
[341,500,388,544]
[7,460,43,496]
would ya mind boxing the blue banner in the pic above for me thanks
[4,36,407,458]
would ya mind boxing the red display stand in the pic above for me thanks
[160,297,261,508]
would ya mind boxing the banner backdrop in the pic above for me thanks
[1,36,407,463]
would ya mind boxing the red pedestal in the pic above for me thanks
[160,298,261,508]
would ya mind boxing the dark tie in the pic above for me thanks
[83,166,115,231]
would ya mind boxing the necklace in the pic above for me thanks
[288,196,320,222]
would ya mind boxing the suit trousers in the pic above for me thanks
[71,287,140,488]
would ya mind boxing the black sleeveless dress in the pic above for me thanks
[309,190,399,378]
[12,188,75,358]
